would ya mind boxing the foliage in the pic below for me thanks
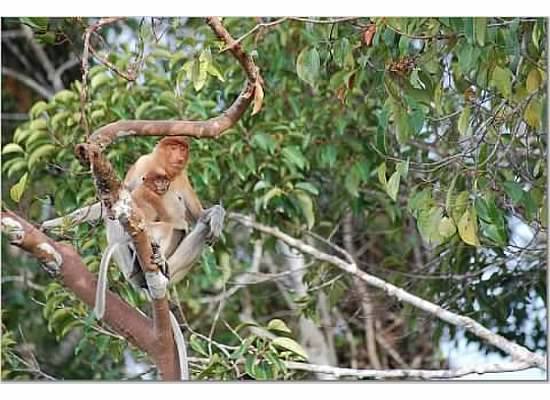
[1,17,547,380]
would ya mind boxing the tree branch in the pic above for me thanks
[228,212,547,370]
[21,25,64,92]
[1,211,158,356]
[1,66,54,99]
[284,360,535,380]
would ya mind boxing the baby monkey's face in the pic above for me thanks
[143,169,171,195]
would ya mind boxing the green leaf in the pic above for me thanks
[396,159,409,178]
[296,47,320,87]
[458,107,471,136]
[386,170,401,202]
[271,337,308,360]
[409,69,425,89]
[262,187,283,208]
[395,110,410,144]
[90,73,111,91]
[28,144,56,169]
[417,207,443,245]
[439,217,457,239]
[189,334,209,357]
[295,182,319,196]
[207,64,225,82]
[267,319,292,334]
[134,101,153,119]
[451,191,470,222]
[60,320,82,339]
[10,173,28,203]
[282,146,307,170]
[192,56,208,92]
[2,143,25,156]
[29,119,48,131]
[53,90,78,104]
[20,17,48,30]
[526,68,542,92]
[463,18,474,44]
[524,98,542,129]
[377,162,387,186]
[474,18,487,46]
[294,190,315,229]
[7,160,27,179]
[253,180,271,192]
[503,181,524,204]
[408,189,433,217]
[29,101,50,119]
[345,167,361,197]
[491,66,513,98]
[457,208,480,246]
[230,337,254,360]
[320,145,337,168]
[245,355,256,378]
[252,133,276,154]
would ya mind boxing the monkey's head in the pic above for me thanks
[156,136,189,177]
[143,168,171,195]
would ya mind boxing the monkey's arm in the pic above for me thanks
[167,205,225,284]
[180,172,204,224]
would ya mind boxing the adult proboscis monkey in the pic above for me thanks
[94,136,224,380]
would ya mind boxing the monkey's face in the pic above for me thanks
[144,171,171,195]
[162,142,189,172]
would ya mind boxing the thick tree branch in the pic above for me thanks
[1,211,158,355]
[228,212,547,370]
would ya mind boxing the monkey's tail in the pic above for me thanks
[169,311,190,380]
[94,240,125,319]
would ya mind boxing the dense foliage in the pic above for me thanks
[1,17,547,380]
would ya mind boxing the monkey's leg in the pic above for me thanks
[167,205,225,284]
[41,201,103,230]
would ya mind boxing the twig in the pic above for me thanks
[228,212,547,369]
[289,17,359,24]
[221,17,288,52]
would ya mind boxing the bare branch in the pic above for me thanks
[2,66,54,99]
[221,17,288,52]
[228,212,547,370]
[2,113,29,121]
[285,360,535,380]
[289,17,359,24]
[21,25,64,92]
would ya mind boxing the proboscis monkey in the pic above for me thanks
[95,136,224,380]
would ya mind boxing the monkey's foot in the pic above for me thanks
[150,242,170,279]
[199,204,225,245]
